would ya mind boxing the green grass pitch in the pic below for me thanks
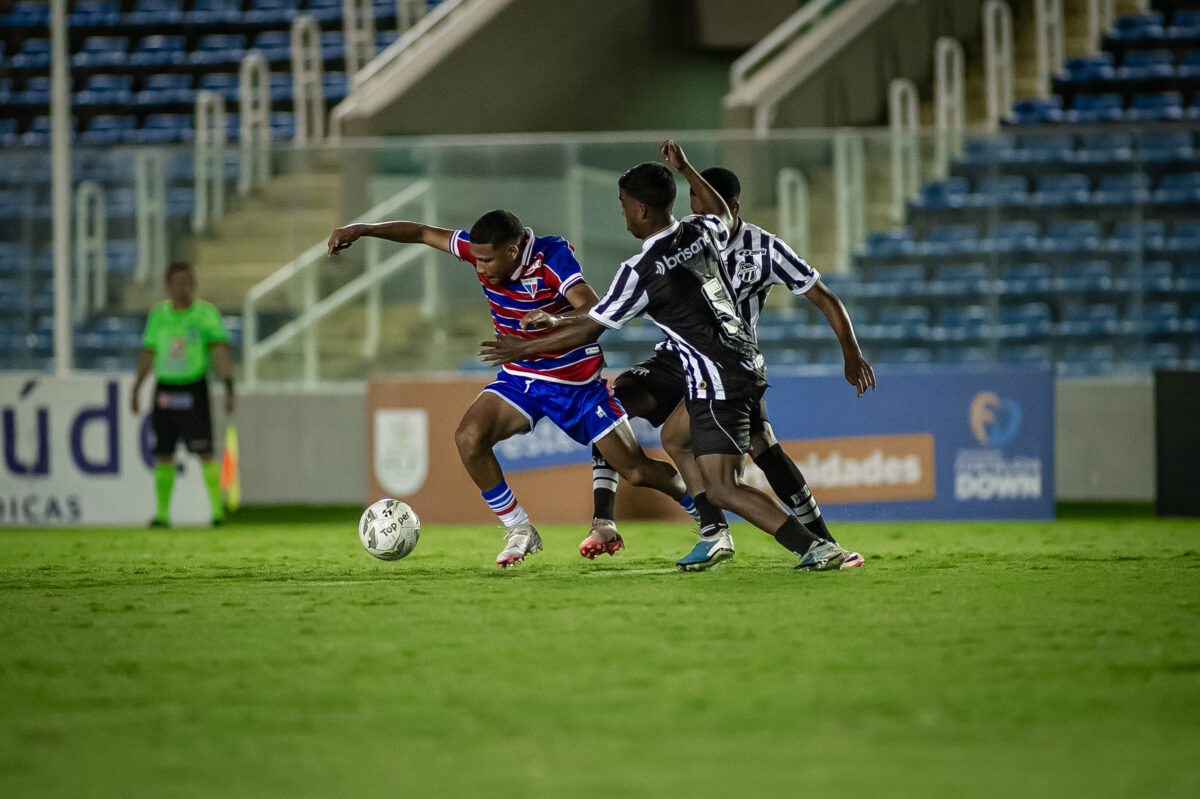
[2,505,1198,798]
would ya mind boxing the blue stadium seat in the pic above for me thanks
[1105,13,1165,45]
[1008,97,1064,124]
[122,0,184,26]
[1058,344,1117,377]
[80,115,137,145]
[324,72,350,101]
[131,115,193,144]
[271,113,297,139]
[1075,131,1134,163]
[320,32,347,61]
[1125,302,1182,335]
[1030,173,1091,207]
[22,115,78,146]
[104,242,140,274]
[857,229,915,259]
[74,74,134,106]
[1053,260,1114,293]
[1166,220,1200,253]
[857,264,925,299]
[1058,303,1119,337]
[10,39,51,71]
[997,263,1053,297]
[252,31,293,63]
[874,347,934,366]
[105,188,138,219]
[1116,49,1176,80]
[1105,220,1167,253]
[875,306,932,340]
[928,263,990,296]
[1125,91,1184,121]
[818,272,857,302]
[198,73,241,101]
[0,78,10,105]
[246,0,301,24]
[1138,131,1195,161]
[1000,344,1053,367]
[1065,93,1126,124]
[189,35,248,66]
[186,0,243,25]
[306,0,344,22]
[934,305,991,343]
[11,76,51,106]
[1015,133,1074,163]
[268,73,293,102]
[72,37,129,68]
[377,31,400,51]
[68,1,121,28]
[1118,260,1176,293]
[1057,53,1115,85]
[960,135,1017,165]
[2,1,51,27]
[913,178,970,210]
[1178,263,1200,293]
[1168,11,1200,41]
[979,221,1040,255]
[1153,172,1200,204]
[1092,173,1151,205]
[129,35,188,67]
[1180,49,1200,79]
[0,119,17,147]
[1122,342,1183,371]
[916,225,979,257]
[166,187,196,218]
[136,74,194,105]
[973,175,1028,206]
[1188,94,1200,119]
[997,303,1054,340]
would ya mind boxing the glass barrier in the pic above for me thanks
[0,125,1197,383]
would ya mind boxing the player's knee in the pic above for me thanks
[454,420,486,459]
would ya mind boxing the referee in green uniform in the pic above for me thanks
[131,261,235,527]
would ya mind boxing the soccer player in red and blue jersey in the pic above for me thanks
[328,209,695,567]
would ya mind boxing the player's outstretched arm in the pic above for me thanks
[805,279,876,397]
[478,316,607,367]
[661,139,733,231]
[327,221,454,256]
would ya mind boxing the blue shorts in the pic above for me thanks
[484,371,627,445]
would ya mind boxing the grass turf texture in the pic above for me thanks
[1,506,1198,798]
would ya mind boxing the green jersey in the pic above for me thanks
[142,299,229,384]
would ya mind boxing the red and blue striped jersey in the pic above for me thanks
[449,227,604,385]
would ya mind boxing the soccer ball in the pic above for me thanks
[358,498,420,561]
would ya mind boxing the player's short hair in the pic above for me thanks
[469,210,524,247]
[700,167,741,206]
[619,162,676,212]
[165,261,194,280]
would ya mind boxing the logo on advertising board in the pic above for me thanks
[955,391,1043,501]
[373,409,429,496]
[751,434,936,505]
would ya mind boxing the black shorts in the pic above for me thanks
[151,379,213,457]
[612,350,686,427]
[685,390,766,457]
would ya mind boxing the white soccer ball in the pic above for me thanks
[358,498,420,561]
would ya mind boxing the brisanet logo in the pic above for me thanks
[653,238,705,273]
[956,391,1042,501]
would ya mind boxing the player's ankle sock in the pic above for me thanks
[694,492,728,537]
[201,460,224,521]
[153,463,174,521]
[677,492,699,521]
[482,480,530,529]
[772,515,821,556]
[756,444,836,543]
[591,447,617,520]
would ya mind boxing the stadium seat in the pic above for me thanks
[22,115,77,146]
[129,35,188,67]
[1178,263,1200,293]
[875,346,934,366]
[198,73,241,101]
[1122,342,1183,370]
[934,305,991,343]
[1168,11,1200,42]
[973,175,1029,206]
[246,0,301,24]
[68,1,121,28]
[928,263,990,296]
[1138,131,1195,162]
[306,0,344,22]
[1030,173,1091,206]
[1000,343,1054,367]
[72,37,129,68]
[377,31,401,51]
[1166,220,1200,253]
[1118,260,1176,293]
[136,74,194,106]
[1125,302,1183,335]
[1105,220,1167,253]
[320,32,347,61]
[252,31,294,63]
[979,221,1040,255]
[1008,97,1064,124]
[324,72,350,101]
[1125,91,1184,121]
[913,178,970,210]
[270,113,297,139]
[10,39,51,70]
[189,35,248,66]
[1116,49,1176,80]
[131,115,193,144]
[1053,261,1114,293]
[1075,131,1134,163]
[122,0,184,26]
[1015,133,1074,163]
[2,1,51,27]
[1179,49,1200,79]
[0,77,10,105]
[166,187,196,218]
[857,264,925,299]
[1041,221,1102,254]
[1152,172,1200,204]
[1065,94,1126,124]
[268,73,294,102]
[80,115,137,145]
[1091,173,1152,205]
[1104,13,1166,46]
[959,135,1017,165]
[11,76,51,106]
[186,0,243,25]
[997,263,1053,297]
[857,229,915,260]
[1056,53,1116,86]
[1057,303,1119,337]
[1058,344,1117,377]
[916,225,978,257]
[874,306,932,340]
[73,74,134,106]
[0,119,17,147]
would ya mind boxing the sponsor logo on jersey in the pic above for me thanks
[653,238,705,273]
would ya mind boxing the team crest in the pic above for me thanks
[521,278,540,297]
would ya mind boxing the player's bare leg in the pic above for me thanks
[455,392,544,567]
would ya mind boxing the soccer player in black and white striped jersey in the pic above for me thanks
[589,166,875,570]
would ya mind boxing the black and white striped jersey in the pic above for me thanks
[722,219,820,330]
[588,214,767,401]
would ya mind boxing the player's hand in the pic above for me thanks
[478,334,529,366]
[327,224,365,256]
[519,310,559,331]
[845,352,876,397]
[661,139,689,172]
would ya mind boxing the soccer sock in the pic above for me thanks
[201,460,224,521]
[678,492,699,521]
[772,515,822,556]
[153,463,174,522]
[756,444,836,543]
[592,446,617,521]
[481,480,530,529]
[694,492,729,537]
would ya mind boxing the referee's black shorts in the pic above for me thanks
[612,350,687,428]
[685,389,768,457]
[151,379,214,457]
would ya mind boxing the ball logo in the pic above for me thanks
[969,392,1022,448]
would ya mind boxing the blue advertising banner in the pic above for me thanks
[493,365,1055,521]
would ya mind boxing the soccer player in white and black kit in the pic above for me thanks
[482,141,850,571]
[590,166,875,570]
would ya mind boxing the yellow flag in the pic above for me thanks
[220,424,240,512]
